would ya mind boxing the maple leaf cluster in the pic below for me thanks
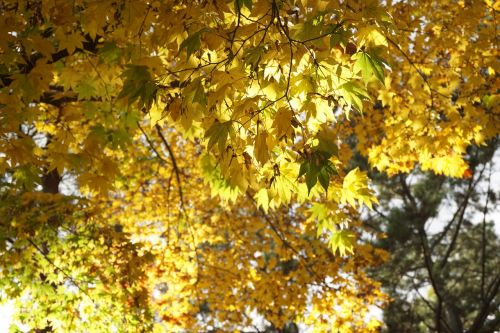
[0,0,498,332]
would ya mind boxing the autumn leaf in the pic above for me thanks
[254,130,270,165]
[329,230,356,256]
[1,0,497,331]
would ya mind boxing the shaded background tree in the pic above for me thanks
[364,140,500,333]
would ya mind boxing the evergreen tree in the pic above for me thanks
[366,141,500,333]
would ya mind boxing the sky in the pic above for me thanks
[0,300,16,332]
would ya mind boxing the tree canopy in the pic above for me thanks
[0,0,498,332]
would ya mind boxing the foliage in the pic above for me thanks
[365,142,500,333]
[0,0,498,332]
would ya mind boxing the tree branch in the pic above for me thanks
[439,166,485,269]
[467,274,500,333]
[155,124,185,211]
[480,164,492,300]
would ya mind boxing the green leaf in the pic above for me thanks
[99,42,121,63]
[205,120,232,152]
[339,81,370,112]
[299,151,337,194]
[244,45,266,70]
[13,164,40,190]
[317,168,330,192]
[200,154,239,201]
[184,78,206,106]
[74,78,97,100]
[330,28,350,49]
[352,51,385,84]
[235,0,252,11]
[120,65,152,83]
[179,29,205,60]
[140,81,159,109]
[118,65,157,108]
[292,12,327,45]
[481,94,498,109]
[304,164,318,194]
[298,160,309,179]
[315,132,338,157]
[368,53,386,84]
[353,52,370,81]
